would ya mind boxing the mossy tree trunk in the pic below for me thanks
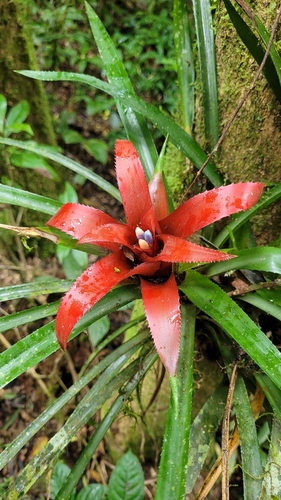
[215,1,281,243]
[0,0,66,217]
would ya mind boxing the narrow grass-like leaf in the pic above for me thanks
[0,301,60,333]
[261,418,281,499]
[239,292,281,321]
[186,383,228,493]
[206,246,281,277]
[0,279,71,301]
[155,304,196,500]
[213,183,281,247]
[18,70,224,186]
[5,357,143,499]
[85,1,158,180]
[192,0,220,150]
[0,285,141,389]
[222,0,281,101]
[0,137,121,201]
[52,350,157,500]
[254,15,281,85]
[233,376,263,500]
[180,270,281,391]
[255,373,281,422]
[174,0,194,134]
[0,331,150,472]
[0,182,61,215]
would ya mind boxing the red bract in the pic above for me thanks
[47,140,264,376]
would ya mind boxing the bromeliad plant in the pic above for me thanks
[1,1,281,499]
[47,139,264,377]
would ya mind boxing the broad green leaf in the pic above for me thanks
[192,0,219,150]
[5,123,33,137]
[83,138,108,164]
[0,301,60,333]
[76,484,107,500]
[155,304,196,500]
[0,331,149,472]
[6,100,30,128]
[59,181,78,204]
[0,182,62,215]
[234,376,263,500]
[107,451,144,500]
[186,383,228,493]
[0,285,141,389]
[213,183,281,248]
[85,1,158,180]
[222,0,281,101]
[180,270,281,391]
[17,71,224,186]
[50,463,75,500]
[0,93,7,134]
[10,150,59,180]
[206,247,281,277]
[173,0,194,134]
[88,315,110,346]
[0,137,121,201]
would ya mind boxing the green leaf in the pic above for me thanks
[186,383,228,493]
[0,301,60,334]
[254,15,281,86]
[6,100,30,128]
[0,331,150,472]
[5,123,33,137]
[10,150,59,180]
[85,1,158,180]
[0,285,141,389]
[50,463,76,500]
[107,451,144,500]
[155,304,196,500]
[59,181,78,204]
[255,374,281,423]
[234,376,263,500]
[180,270,281,391]
[173,0,194,134]
[0,137,121,201]
[76,484,107,500]
[0,93,7,134]
[206,246,281,277]
[54,349,156,500]
[17,68,224,186]
[0,278,71,302]
[6,357,144,498]
[0,182,62,215]
[88,315,110,346]
[192,0,219,150]
[261,418,281,499]
[239,292,281,322]
[83,138,108,164]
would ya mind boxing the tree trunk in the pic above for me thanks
[0,0,67,227]
[215,1,281,243]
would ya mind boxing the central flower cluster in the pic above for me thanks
[135,227,153,250]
